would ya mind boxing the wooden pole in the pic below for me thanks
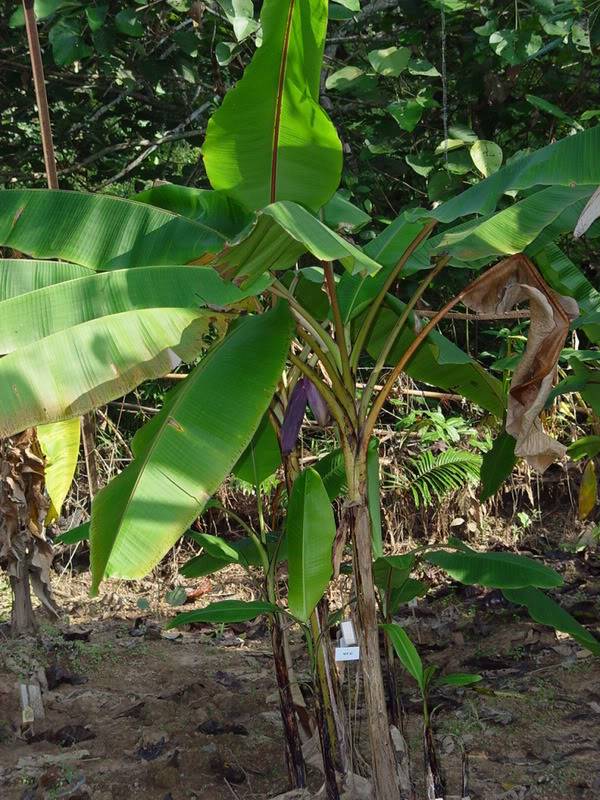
[22,0,59,188]
[22,0,100,497]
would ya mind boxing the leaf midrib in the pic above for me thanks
[270,0,296,204]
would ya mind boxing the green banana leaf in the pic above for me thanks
[388,580,427,612]
[426,548,562,589]
[533,243,600,343]
[287,467,336,622]
[203,0,342,211]
[0,259,93,300]
[366,302,506,417]
[0,307,210,437]
[0,189,226,268]
[54,522,90,546]
[233,413,282,485]
[181,532,288,577]
[567,435,600,462]
[313,447,347,500]
[503,587,600,655]
[208,201,381,286]
[133,184,253,238]
[373,554,415,590]
[479,432,517,501]
[381,624,424,691]
[323,192,371,233]
[432,125,600,222]
[37,418,81,523]
[167,600,279,627]
[90,303,293,591]
[0,266,267,354]
[435,185,594,261]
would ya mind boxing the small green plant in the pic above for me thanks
[383,622,481,796]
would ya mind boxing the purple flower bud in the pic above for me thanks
[281,378,309,455]
[306,380,330,427]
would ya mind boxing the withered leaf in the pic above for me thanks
[461,254,578,471]
[0,429,59,621]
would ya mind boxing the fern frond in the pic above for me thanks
[392,449,482,509]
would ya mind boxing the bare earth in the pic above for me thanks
[1,545,599,800]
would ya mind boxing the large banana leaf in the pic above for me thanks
[432,126,600,222]
[168,600,279,627]
[435,186,594,261]
[336,213,429,324]
[532,243,600,343]
[205,201,380,285]
[366,302,506,417]
[0,308,210,436]
[233,413,282,485]
[181,532,288,577]
[287,467,336,622]
[503,587,600,655]
[0,190,226,268]
[426,548,562,589]
[133,184,252,238]
[90,303,293,590]
[0,266,267,354]
[0,259,93,300]
[37,418,81,524]
[203,0,342,211]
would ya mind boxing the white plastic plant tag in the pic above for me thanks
[335,646,360,662]
[340,620,357,646]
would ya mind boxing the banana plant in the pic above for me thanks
[1,0,600,796]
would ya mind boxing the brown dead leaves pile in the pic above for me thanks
[0,429,58,617]
[461,254,578,471]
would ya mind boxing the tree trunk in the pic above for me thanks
[316,597,350,775]
[271,613,307,789]
[0,431,54,638]
[346,457,401,800]
[9,540,37,636]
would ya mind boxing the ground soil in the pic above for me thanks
[1,524,600,800]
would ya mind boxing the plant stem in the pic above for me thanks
[310,612,341,800]
[295,327,358,428]
[323,260,354,393]
[281,446,344,794]
[350,219,437,370]
[271,614,307,788]
[22,0,58,189]
[343,448,401,800]
[360,267,477,458]
[358,256,450,420]
[423,713,444,800]
[272,278,342,371]
[9,541,36,636]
